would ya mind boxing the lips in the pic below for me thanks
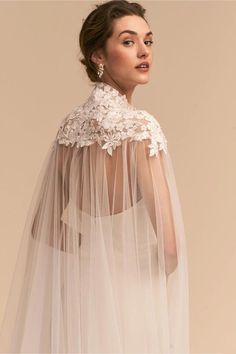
[135,62,149,68]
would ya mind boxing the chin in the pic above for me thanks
[136,77,150,85]
[122,76,149,89]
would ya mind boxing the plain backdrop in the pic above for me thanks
[0,1,235,353]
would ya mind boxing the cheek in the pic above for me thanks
[107,48,133,69]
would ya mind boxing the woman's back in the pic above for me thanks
[0,82,189,354]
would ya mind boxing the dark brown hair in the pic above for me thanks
[78,0,148,82]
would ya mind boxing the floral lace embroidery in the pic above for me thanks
[55,82,168,156]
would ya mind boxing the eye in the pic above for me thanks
[122,40,154,47]
[122,40,134,46]
[145,40,154,46]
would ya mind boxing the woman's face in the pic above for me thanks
[94,15,154,89]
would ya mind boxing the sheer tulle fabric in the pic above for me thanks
[0,138,189,353]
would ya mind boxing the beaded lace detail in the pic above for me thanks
[55,82,168,156]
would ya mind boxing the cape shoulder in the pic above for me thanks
[55,104,168,157]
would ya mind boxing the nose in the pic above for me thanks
[137,42,150,58]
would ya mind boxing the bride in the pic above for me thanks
[0,1,190,353]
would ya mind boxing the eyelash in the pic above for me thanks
[122,40,153,47]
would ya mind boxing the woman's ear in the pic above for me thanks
[90,49,104,66]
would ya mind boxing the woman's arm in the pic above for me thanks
[136,139,177,276]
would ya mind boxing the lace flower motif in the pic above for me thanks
[55,82,168,157]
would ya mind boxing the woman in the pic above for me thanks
[0,1,189,353]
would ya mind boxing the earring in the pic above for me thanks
[97,63,104,78]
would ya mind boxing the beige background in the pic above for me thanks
[0,1,235,353]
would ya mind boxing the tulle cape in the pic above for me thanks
[0,136,189,353]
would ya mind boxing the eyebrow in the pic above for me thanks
[118,30,153,38]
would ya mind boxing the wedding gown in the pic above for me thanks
[0,81,189,353]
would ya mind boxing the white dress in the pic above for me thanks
[0,82,190,353]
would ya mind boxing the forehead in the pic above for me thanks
[112,15,151,36]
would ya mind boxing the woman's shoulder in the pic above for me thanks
[102,107,168,154]
[55,104,168,157]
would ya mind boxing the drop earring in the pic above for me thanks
[97,63,104,78]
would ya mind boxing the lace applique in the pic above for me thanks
[55,82,168,157]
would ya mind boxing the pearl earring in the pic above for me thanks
[97,63,104,78]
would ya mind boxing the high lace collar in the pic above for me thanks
[90,81,133,109]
